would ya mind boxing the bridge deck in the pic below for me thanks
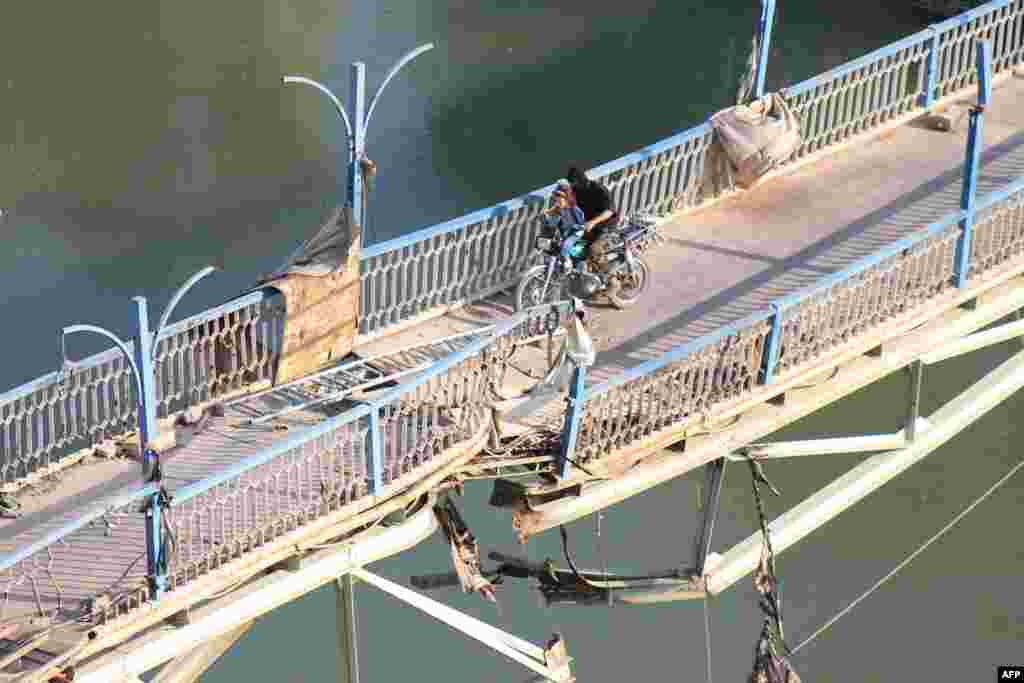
[4,69,1024,678]
[0,335,480,662]
[361,74,1024,388]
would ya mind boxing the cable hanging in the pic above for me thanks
[746,456,803,683]
[791,456,1024,655]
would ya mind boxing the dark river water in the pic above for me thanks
[1,1,1021,681]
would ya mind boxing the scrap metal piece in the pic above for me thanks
[434,498,497,602]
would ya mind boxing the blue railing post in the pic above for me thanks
[920,26,940,109]
[761,302,785,384]
[558,365,587,478]
[368,406,384,494]
[131,296,159,456]
[754,0,777,99]
[133,296,166,600]
[350,61,367,238]
[955,41,992,289]
[145,493,165,599]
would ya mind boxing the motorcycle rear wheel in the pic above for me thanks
[607,256,650,310]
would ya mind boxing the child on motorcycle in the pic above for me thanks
[544,180,584,231]
[543,180,587,261]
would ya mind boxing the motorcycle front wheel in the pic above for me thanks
[515,266,565,312]
[607,255,651,310]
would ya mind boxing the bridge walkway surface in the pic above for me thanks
[360,74,1024,409]
[0,333,495,628]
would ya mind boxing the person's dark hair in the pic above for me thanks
[567,165,588,187]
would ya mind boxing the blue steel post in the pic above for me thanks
[921,26,940,109]
[133,296,165,600]
[132,296,159,453]
[368,406,384,494]
[350,62,367,238]
[146,495,165,599]
[754,0,777,99]
[761,301,785,384]
[955,41,992,289]
[558,365,587,478]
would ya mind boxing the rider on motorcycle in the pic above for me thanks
[567,166,619,273]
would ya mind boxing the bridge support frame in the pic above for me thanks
[350,568,574,682]
[905,360,924,443]
[335,575,360,683]
[150,621,254,683]
[694,458,726,576]
[706,344,1024,595]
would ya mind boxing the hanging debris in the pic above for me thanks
[434,497,498,602]
[750,619,802,683]
[746,456,805,683]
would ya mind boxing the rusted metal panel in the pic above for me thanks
[265,213,362,385]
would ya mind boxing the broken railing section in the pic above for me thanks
[433,495,498,602]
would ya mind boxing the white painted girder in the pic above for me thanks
[705,346,1024,594]
[738,418,933,459]
[921,314,1024,365]
[350,569,573,682]
[151,621,254,683]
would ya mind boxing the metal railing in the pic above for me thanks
[1,0,1023,632]
[568,174,1024,466]
[356,0,1024,338]
[0,291,284,488]
[3,1,1019,492]
[0,303,567,627]
[160,301,565,595]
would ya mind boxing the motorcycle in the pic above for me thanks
[514,213,658,312]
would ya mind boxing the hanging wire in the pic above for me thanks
[791,456,1024,655]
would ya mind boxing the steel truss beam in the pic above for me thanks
[921,311,1024,365]
[743,310,1024,460]
[150,622,254,683]
[336,575,360,683]
[693,459,726,575]
[351,568,574,682]
[737,419,933,460]
[705,346,1024,595]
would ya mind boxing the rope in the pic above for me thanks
[791,456,1024,655]
[747,456,793,654]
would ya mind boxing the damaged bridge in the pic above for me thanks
[3,1,1024,681]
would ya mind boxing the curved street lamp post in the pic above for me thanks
[60,266,217,599]
[283,42,435,243]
